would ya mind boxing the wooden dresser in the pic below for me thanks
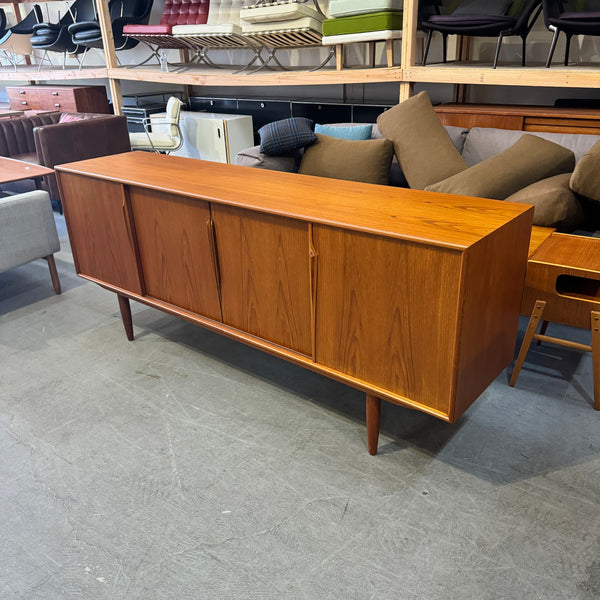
[6,85,111,114]
[56,152,533,454]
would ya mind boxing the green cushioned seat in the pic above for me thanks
[322,11,403,37]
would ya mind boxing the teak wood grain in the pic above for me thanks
[56,152,534,451]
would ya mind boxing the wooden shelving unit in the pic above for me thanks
[1,0,600,112]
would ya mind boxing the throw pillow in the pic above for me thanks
[505,173,584,231]
[259,117,317,156]
[426,135,576,200]
[298,134,393,185]
[58,112,94,123]
[314,123,372,140]
[570,140,600,202]
[376,91,467,190]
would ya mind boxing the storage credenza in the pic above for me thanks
[56,152,533,454]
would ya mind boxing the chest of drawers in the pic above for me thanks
[6,85,111,114]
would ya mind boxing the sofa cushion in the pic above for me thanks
[376,92,467,189]
[426,135,576,200]
[298,134,393,185]
[259,117,317,156]
[570,140,600,202]
[314,123,372,140]
[240,2,324,24]
[322,11,403,36]
[236,145,302,172]
[329,0,403,18]
[462,127,600,166]
[506,173,584,231]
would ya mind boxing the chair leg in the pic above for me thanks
[564,33,571,66]
[546,28,560,67]
[422,29,432,65]
[44,255,61,295]
[442,33,448,63]
[493,33,504,69]
[521,35,527,67]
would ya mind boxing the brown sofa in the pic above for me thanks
[0,112,131,209]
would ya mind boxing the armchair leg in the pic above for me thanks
[422,29,432,65]
[521,34,527,66]
[546,28,559,67]
[564,34,571,66]
[493,33,504,69]
[44,255,61,295]
[442,33,448,63]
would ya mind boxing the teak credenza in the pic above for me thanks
[56,152,534,454]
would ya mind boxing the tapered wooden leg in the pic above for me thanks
[368,41,376,68]
[336,44,343,70]
[592,311,600,410]
[43,255,61,295]
[117,294,134,341]
[510,300,546,387]
[366,393,381,456]
[386,39,394,67]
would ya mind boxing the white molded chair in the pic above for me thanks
[129,97,184,153]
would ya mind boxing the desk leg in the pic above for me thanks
[592,311,600,411]
[117,294,134,341]
[510,300,546,387]
[366,394,381,455]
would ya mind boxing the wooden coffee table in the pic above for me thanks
[0,156,54,185]
[510,232,600,409]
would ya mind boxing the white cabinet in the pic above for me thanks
[150,111,254,164]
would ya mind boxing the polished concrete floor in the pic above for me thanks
[1,215,599,599]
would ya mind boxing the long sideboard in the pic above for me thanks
[56,152,534,454]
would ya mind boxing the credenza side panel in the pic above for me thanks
[313,225,462,416]
[128,187,222,322]
[57,172,143,294]
[212,205,312,357]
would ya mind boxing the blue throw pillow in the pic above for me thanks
[314,123,373,141]
[259,117,317,156]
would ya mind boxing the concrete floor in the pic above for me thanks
[1,214,599,600]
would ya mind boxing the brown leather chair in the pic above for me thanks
[0,112,131,211]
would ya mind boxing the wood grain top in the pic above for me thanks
[529,232,600,273]
[56,151,533,250]
[435,103,600,120]
[0,156,54,184]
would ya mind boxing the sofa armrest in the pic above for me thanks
[34,115,131,201]
[0,190,59,273]
[235,145,302,172]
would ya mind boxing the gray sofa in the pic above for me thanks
[236,123,600,232]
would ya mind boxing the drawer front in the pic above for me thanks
[38,89,78,112]
[6,87,41,110]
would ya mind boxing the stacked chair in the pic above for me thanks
[171,0,261,69]
[123,0,210,68]
[420,0,543,68]
[0,9,6,38]
[542,0,600,67]
[240,0,331,71]
[129,96,184,153]
[30,0,95,69]
[0,5,43,69]
[68,0,154,65]
[321,0,404,70]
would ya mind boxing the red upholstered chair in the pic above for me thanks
[123,0,209,66]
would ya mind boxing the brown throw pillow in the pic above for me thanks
[376,91,467,190]
[298,134,393,185]
[426,135,575,200]
[570,140,600,202]
[505,173,584,231]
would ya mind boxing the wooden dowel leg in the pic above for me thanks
[366,393,381,456]
[510,300,546,387]
[44,254,61,295]
[591,311,600,410]
[117,294,134,341]
[386,39,394,67]
[336,44,343,70]
[536,320,549,345]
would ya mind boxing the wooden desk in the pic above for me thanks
[0,156,54,185]
[56,152,533,454]
[512,233,600,409]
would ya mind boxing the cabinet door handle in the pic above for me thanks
[54,103,60,107]
[21,101,27,105]
[122,202,134,248]
[52,91,59,96]
[19,90,25,94]
[206,217,222,304]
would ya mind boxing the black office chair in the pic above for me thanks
[0,9,7,37]
[30,0,97,67]
[421,0,544,68]
[543,0,600,67]
[0,5,43,68]
[68,0,153,55]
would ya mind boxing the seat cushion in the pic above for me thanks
[506,173,584,231]
[376,91,467,190]
[299,134,394,186]
[241,2,324,24]
[570,140,600,202]
[129,131,181,150]
[314,123,372,140]
[426,135,576,200]
[241,16,322,34]
[172,22,241,35]
[322,12,403,36]
[329,0,403,18]
[322,29,402,45]
[124,24,173,35]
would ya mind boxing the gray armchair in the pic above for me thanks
[0,190,61,294]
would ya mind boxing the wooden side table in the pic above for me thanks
[510,232,600,409]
